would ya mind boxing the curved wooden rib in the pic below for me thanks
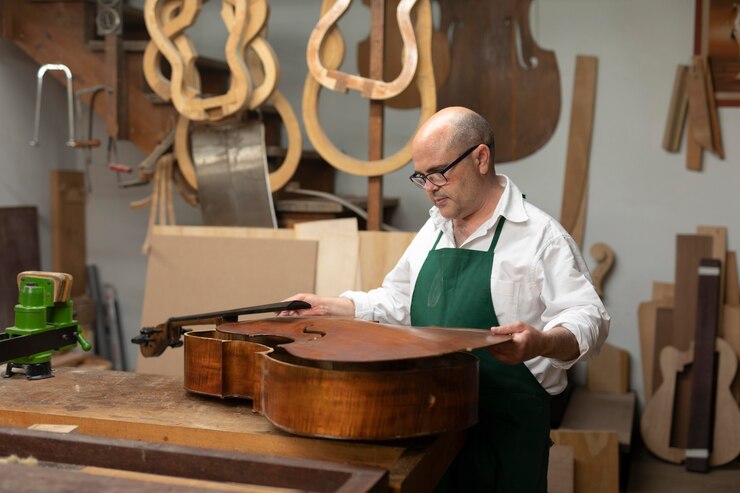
[266,90,301,192]
[245,37,279,110]
[307,0,419,100]
[174,115,197,190]
[590,242,614,298]
[142,0,201,101]
[303,0,436,177]
[144,0,198,105]
[170,0,254,121]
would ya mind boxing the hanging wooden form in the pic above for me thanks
[308,0,419,99]
[437,0,560,163]
[357,0,449,109]
[302,0,436,177]
[143,0,299,196]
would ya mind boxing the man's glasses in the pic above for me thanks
[409,144,488,189]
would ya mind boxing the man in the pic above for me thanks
[284,106,609,491]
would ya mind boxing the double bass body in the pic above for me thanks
[182,317,499,440]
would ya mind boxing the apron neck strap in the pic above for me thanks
[489,216,506,252]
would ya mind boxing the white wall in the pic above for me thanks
[2,0,738,404]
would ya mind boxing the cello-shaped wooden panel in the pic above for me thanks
[437,0,560,163]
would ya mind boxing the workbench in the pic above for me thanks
[0,367,464,492]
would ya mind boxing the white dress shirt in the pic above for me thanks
[341,174,610,394]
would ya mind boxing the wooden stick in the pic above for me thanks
[560,55,597,249]
[105,33,128,140]
[701,56,724,159]
[662,65,688,152]
[367,0,386,231]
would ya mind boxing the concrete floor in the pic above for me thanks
[626,444,740,492]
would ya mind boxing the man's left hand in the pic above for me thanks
[488,322,547,364]
[488,323,580,364]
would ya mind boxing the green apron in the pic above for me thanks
[410,218,551,492]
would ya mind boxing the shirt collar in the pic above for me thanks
[429,174,529,234]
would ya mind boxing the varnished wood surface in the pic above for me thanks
[0,367,462,492]
[217,317,511,362]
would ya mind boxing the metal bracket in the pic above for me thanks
[30,64,77,147]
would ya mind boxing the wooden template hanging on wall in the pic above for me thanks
[695,0,740,106]
[437,0,561,163]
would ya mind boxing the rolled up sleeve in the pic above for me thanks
[537,235,610,369]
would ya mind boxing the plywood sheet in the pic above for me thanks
[547,445,574,493]
[550,430,619,493]
[294,218,359,296]
[135,231,317,376]
[586,343,629,394]
[51,170,86,297]
[358,230,416,291]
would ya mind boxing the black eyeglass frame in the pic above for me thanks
[408,144,489,189]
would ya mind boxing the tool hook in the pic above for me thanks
[30,63,77,147]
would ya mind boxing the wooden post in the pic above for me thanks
[105,33,128,140]
[367,0,385,231]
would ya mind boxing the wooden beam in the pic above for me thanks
[105,33,128,140]
[366,0,386,231]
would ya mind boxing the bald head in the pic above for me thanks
[413,107,495,164]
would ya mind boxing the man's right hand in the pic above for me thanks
[278,293,355,317]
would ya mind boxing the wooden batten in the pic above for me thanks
[662,65,689,152]
[560,55,598,249]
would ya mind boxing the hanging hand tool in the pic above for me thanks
[75,84,109,191]
[1,272,91,380]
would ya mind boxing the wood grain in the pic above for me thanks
[560,55,598,249]
[51,170,86,298]
[662,65,688,152]
[0,368,460,492]
[586,343,629,394]
[0,207,40,330]
[550,430,619,493]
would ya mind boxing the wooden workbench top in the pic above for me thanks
[0,367,463,492]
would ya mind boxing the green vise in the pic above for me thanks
[2,271,91,380]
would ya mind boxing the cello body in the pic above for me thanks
[182,317,508,440]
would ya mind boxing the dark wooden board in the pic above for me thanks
[672,235,713,448]
[437,0,560,163]
[0,206,40,330]
[685,258,721,472]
